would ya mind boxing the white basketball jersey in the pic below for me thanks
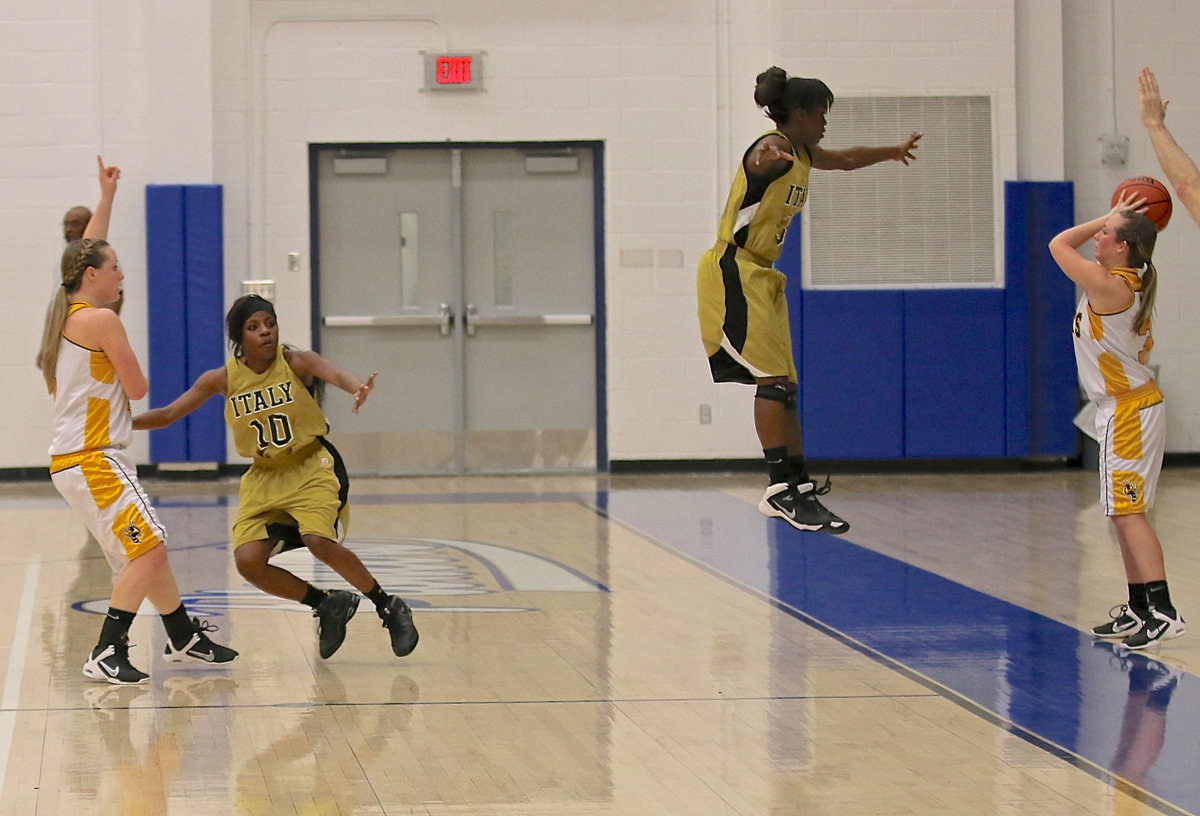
[48,303,132,456]
[1072,267,1158,403]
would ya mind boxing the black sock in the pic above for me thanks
[788,455,809,484]
[99,607,136,648]
[764,446,790,485]
[161,604,196,649]
[302,584,330,610]
[1128,582,1149,616]
[366,582,391,610]
[1145,580,1175,616]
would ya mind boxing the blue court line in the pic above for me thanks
[598,488,1199,816]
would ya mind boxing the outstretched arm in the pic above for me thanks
[132,367,227,430]
[286,349,378,414]
[811,131,922,171]
[1139,67,1200,227]
[83,155,120,241]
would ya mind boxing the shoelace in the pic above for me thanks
[191,618,220,635]
[795,476,834,500]
[1107,604,1132,621]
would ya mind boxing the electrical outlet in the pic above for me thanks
[699,404,712,424]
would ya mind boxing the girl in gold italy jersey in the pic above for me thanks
[134,295,418,660]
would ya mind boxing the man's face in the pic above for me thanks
[63,208,90,242]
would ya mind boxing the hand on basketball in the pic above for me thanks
[1138,67,1169,128]
[895,131,923,165]
[96,155,120,197]
[351,371,378,413]
[1110,189,1147,218]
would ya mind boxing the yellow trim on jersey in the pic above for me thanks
[90,351,115,383]
[84,396,111,449]
[1098,352,1130,395]
[1086,306,1104,340]
[1112,267,1144,293]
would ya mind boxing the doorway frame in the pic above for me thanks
[307,140,609,472]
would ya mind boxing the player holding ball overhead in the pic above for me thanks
[696,66,922,534]
[1049,189,1185,649]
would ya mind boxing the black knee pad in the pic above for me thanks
[755,382,796,409]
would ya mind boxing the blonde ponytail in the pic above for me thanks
[38,287,71,394]
[1114,212,1158,335]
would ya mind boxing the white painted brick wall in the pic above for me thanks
[5,0,1200,470]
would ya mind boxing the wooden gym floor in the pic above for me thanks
[0,466,1196,815]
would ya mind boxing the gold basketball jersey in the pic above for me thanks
[714,131,812,264]
[49,302,133,457]
[224,346,329,461]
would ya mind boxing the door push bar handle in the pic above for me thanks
[323,305,591,338]
[464,303,593,337]
[322,303,454,336]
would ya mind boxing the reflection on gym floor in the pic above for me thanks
[0,467,1197,815]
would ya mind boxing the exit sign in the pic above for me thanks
[423,52,484,91]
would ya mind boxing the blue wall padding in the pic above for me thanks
[799,290,905,458]
[904,290,1007,457]
[145,186,188,462]
[145,184,225,463]
[183,186,226,461]
[775,180,1077,459]
[1004,181,1077,457]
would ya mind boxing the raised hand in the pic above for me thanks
[1138,67,1168,128]
[96,155,120,198]
[896,131,923,165]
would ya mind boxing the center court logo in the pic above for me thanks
[74,536,607,617]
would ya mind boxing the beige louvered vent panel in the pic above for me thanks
[804,95,998,288]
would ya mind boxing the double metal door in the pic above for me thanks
[313,144,600,475]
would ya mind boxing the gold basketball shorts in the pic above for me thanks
[697,242,796,385]
[233,439,350,549]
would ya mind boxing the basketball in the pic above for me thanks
[1111,176,1172,231]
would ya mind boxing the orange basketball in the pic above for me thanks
[1111,176,1172,231]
